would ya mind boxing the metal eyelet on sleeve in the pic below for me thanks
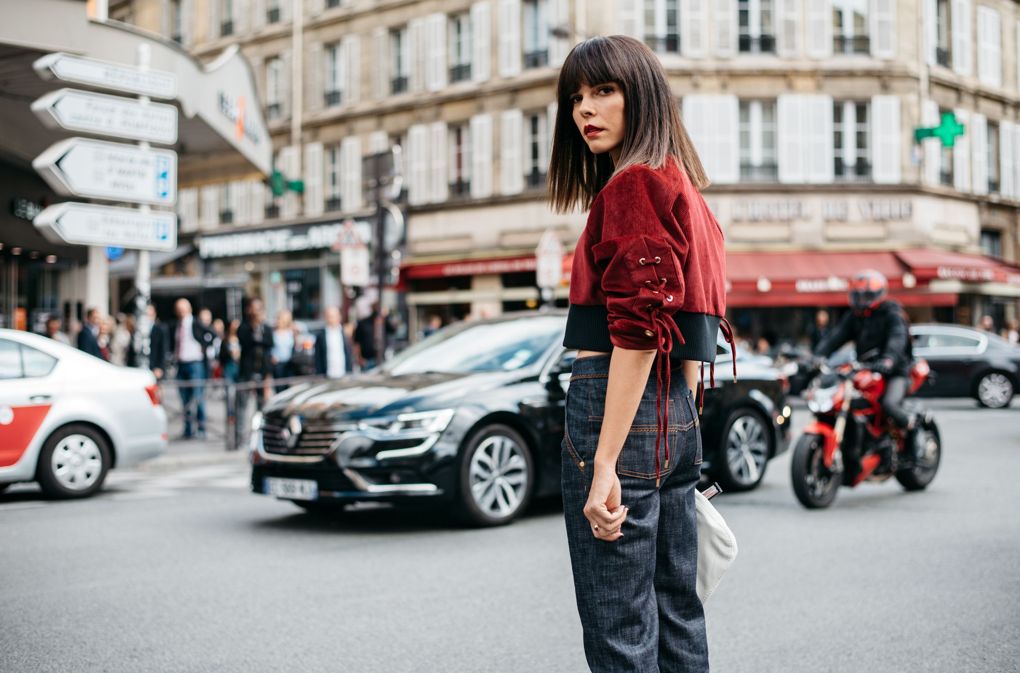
[666,295,673,302]
[638,257,647,265]
[653,256,661,264]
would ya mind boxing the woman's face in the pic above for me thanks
[570,82,626,163]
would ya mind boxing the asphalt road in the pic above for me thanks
[1,399,1018,673]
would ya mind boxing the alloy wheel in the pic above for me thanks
[977,373,1013,408]
[725,414,769,487]
[468,434,529,518]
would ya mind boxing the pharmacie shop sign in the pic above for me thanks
[198,221,371,259]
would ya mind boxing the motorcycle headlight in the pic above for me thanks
[806,387,837,414]
[358,409,455,435]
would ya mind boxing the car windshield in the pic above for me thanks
[382,315,565,375]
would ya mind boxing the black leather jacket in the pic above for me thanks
[814,300,912,377]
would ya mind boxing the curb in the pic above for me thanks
[138,443,249,472]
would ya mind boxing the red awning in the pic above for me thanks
[894,249,1020,286]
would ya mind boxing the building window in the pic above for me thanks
[265,184,280,219]
[265,56,284,121]
[987,122,1000,193]
[980,229,1003,258]
[324,43,344,107]
[326,144,342,211]
[738,0,775,54]
[220,0,233,36]
[935,0,951,67]
[449,12,473,83]
[523,0,550,69]
[939,108,954,186]
[644,0,680,53]
[448,124,472,197]
[326,0,344,8]
[168,0,182,43]
[833,101,870,182]
[391,27,410,94]
[267,0,281,24]
[219,183,234,225]
[524,112,549,188]
[832,0,869,54]
[739,100,778,182]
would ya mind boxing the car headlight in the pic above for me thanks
[358,409,455,435]
[251,411,264,432]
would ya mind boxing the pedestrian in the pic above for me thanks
[209,318,225,380]
[237,299,274,433]
[353,303,395,370]
[809,309,831,351]
[170,298,216,440]
[76,307,102,359]
[421,313,444,339]
[109,313,133,366]
[44,315,70,345]
[219,319,242,434]
[549,36,730,673]
[978,314,996,332]
[1005,318,1019,345]
[144,304,168,381]
[313,306,355,379]
[271,309,297,390]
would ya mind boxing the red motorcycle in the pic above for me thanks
[791,357,941,509]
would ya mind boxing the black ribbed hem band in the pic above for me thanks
[563,304,721,363]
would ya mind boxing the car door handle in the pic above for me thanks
[29,394,52,403]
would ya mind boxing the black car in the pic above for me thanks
[911,324,1020,408]
[249,311,792,525]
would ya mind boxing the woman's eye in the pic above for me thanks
[569,95,582,104]
[598,86,615,95]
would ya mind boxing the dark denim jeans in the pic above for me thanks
[562,354,708,673]
[176,360,206,437]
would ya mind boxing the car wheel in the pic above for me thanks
[714,408,771,492]
[37,424,110,499]
[457,424,534,527]
[975,372,1014,409]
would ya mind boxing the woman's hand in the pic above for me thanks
[583,463,628,542]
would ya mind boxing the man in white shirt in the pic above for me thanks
[313,307,354,379]
[170,298,215,439]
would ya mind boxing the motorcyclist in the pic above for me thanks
[813,270,915,433]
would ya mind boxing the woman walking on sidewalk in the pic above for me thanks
[549,36,730,673]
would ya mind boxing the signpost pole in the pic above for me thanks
[135,44,153,365]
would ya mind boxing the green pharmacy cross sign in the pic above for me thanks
[269,170,304,197]
[914,112,965,148]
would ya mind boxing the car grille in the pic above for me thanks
[262,411,356,456]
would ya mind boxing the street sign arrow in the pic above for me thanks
[33,53,177,99]
[32,88,178,145]
[34,202,177,252]
[33,138,177,206]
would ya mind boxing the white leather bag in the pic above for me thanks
[695,489,738,603]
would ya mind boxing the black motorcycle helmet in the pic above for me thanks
[849,270,888,313]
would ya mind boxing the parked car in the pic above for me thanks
[249,311,792,525]
[0,329,167,498]
[910,323,1020,408]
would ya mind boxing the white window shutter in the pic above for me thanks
[373,27,388,100]
[427,13,448,92]
[922,100,941,186]
[498,0,522,78]
[180,0,194,47]
[970,113,988,195]
[304,142,324,217]
[341,137,363,212]
[870,0,896,59]
[279,0,290,22]
[924,0,937,65]
[1002,121,1016,198]
[977,7,1002,87]
[806,0,832,59]
[549,0,570,64]
[281,146,300,219]
[237,181,253,225]
[343,36,360,104]
[713,0,737,57]
[200,185,219,230]
[952,109,971,192]
[1012,122,1020,199]
[807,95,834,183]
[951,0,972,76]
[548,101,558,164]
[470,113,494,198]
[279,50,292,120]
[617,0,645,39]
[500,109,524,195]
[715,96,740,184]
[178,187,199,233]
[407,124,427,205]
[682,95,712,174]
[369,130,389,154]
[208,0,220,40]
[430,122,449,203]
[251,180,266,221]
[252,0,266,32]
[871,95,901,184]
[228,181,244,224]
[472,2,492,82]
[233,0,248,35]
[307,42,323,112]
[777,0,801,58]
[777,95,804,183]
[681,0,707,58]
[409,18,426,92]
[1016,20,1020,91]
[308,0,325,16]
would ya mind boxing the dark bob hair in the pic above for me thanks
[548,35,709,213]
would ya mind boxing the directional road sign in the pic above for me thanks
[33,138,177,206]
[33,53,177,99]
[32,88,178,145]
[34,202,177,252]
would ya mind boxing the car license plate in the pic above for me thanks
[264,477,318,501]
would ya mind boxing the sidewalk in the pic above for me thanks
[147,385,249,472]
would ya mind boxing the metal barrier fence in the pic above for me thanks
[157,374,327,451]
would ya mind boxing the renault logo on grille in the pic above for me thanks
[280,415,303,449]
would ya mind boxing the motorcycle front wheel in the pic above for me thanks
[896,419,941,491]
[791,433,842,509]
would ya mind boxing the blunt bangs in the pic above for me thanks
[556,37,628,104]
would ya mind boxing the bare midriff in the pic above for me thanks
[576,350,700,396]
[576,349,609,359]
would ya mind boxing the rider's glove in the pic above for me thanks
[871,357,895,375]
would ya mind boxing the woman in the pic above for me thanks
[271,309,297,391]
[550,36,731,672]
[218,319,242,429]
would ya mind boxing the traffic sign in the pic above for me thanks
[536,229,564,289]
[34,202,177,252]
[32,88,178,145]
[33,53,177,99]
[33,138,177,206]
[341,248,371,287]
